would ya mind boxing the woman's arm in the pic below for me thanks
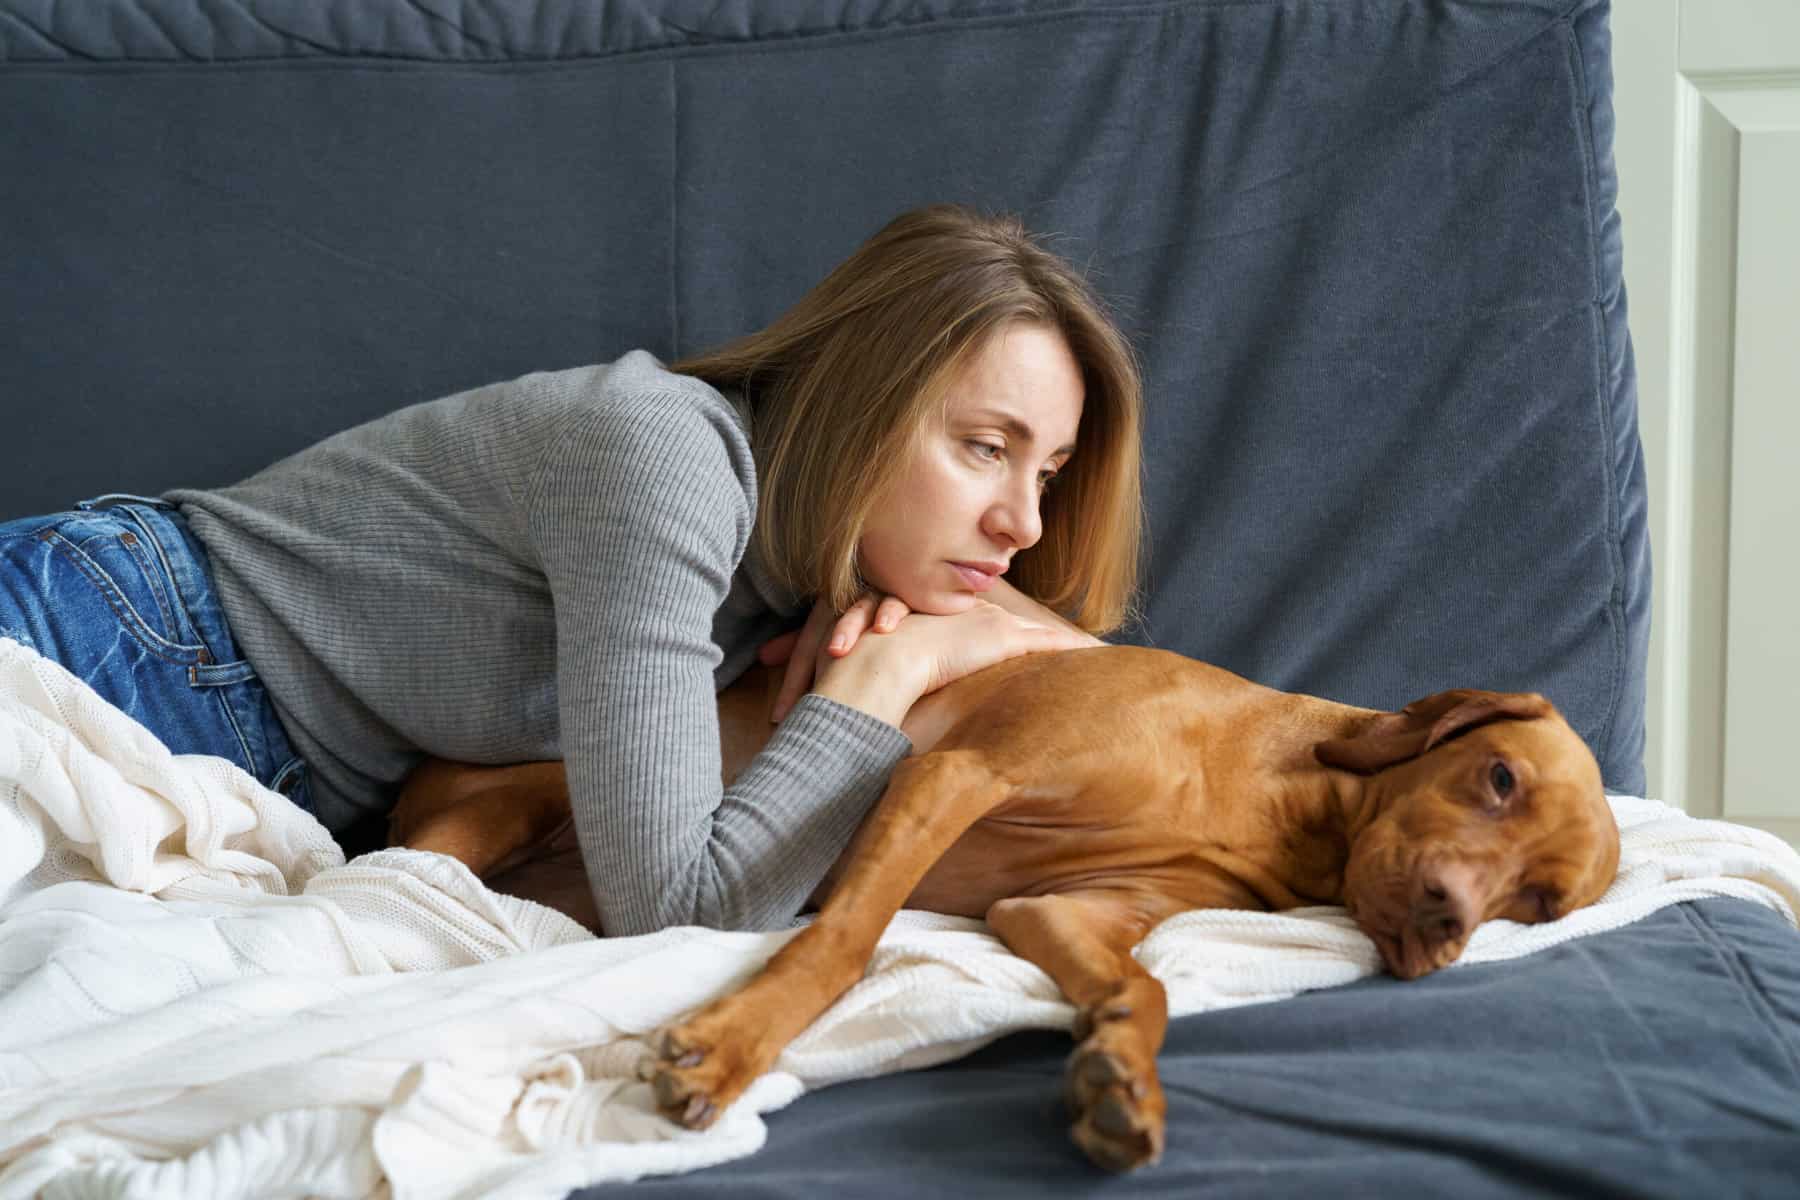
[523,380,1097,937]
[528,392,913,937]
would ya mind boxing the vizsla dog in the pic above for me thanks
[389,646,1620,1171]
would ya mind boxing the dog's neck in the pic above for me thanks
[1249,712,1392,907]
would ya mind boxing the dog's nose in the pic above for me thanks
[1414,861,1484,950]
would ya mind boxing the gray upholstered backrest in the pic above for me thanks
[0,0,1648,792]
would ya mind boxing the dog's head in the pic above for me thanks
[1313,689,1619,980]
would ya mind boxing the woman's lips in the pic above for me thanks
[951,562,999,592]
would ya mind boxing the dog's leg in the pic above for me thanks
[985,890,1181,1172]
[388,759,571,879]
[642,749,1013,1129]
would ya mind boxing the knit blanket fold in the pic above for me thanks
[3,635,1797,1199]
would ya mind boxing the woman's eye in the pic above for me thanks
[968,441,1003,461]
[1490,761,1515,797]
[1037,471,1058,491]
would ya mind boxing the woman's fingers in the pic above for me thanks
[872,595,909,634]
[769,592,921,724]
[772,656,807,724]
[772,597,837,724]
[827,594,880,655]
[830,593,910,652]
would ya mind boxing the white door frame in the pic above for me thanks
[1614,0,1800,844]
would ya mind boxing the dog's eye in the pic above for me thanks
[1489,761,1515,798]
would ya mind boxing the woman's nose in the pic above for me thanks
[983,476,1043,550]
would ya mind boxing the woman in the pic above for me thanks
[0,204,1143,937]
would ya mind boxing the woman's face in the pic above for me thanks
[857,321,1085,614]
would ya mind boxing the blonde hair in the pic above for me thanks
[672,204,1143,634]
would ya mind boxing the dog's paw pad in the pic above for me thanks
[647,1070,722,1130]
[680,1092,716,1127]
[1091,1090,1140,1136]
[641,1020,762,1131]
[1072,1086,1165,1173]
[1064,1031,1165,1173]
[1077,1049,1126,1089]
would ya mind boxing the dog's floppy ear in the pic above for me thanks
[1313,689,1552,774]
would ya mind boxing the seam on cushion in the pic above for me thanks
[668,58,680,358]
[392,0,510,56]
[1680,902,1800,1085]
[0,8,94,58]
[1556,0,1604,20]
[1185,12,1579,214]
[225,5,367,58]
[1559,8,1627,783]
[0,0,1213,67]
[0,0,1574,70]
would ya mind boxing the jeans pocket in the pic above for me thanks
[269,756,316,815]
[40,525,208,663]
[271,755,306,793]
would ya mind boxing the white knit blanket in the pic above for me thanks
[2,636,1798,1200]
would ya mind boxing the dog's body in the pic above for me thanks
[389,644,1619,1171]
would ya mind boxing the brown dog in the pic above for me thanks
[388,645,1619,1171]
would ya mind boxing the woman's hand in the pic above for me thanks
[895,600,1096,698]
[759,584,1099,729]
[980,576,1106,648]
[763,592,914,723]
[798,598,1096,729]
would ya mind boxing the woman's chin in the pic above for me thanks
[891,585,980,617]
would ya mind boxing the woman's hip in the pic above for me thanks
[0,493,313,811]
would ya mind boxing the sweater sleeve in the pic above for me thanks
[524,389,912,937]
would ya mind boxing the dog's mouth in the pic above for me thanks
[1348,860,1482,981]
[1356,910,1472,981]
[1396,916,1472,980]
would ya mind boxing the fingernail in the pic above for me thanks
[830,636,847,652]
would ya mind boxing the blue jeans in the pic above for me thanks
[0,494,313,813]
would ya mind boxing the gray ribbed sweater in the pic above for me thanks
[164,351,913,937]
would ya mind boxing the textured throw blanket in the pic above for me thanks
[3,636,1798,1199]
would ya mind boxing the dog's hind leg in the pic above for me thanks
[985,889,1183,1172]
[388,758,571,879]
[642,749,1014,1129]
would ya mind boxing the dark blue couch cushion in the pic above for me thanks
[581,899,1800,1198]
[0,2,1646,779]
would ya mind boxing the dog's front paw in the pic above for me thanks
[1064,1004,1166,1171]
[636,1009,765,1130]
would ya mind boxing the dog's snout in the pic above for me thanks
[1422,910,1464,943]
[1414,862,1483,949]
